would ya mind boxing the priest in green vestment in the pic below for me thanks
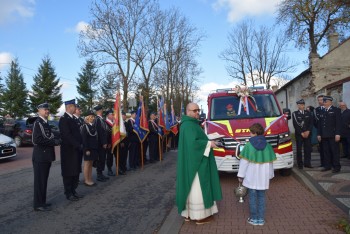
[176,103,222,224]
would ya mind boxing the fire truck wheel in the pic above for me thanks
[280,168,292,176]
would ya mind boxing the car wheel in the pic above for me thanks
[14,136,22,147]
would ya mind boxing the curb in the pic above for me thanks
[158,206,183,234]
[291,167,322,196]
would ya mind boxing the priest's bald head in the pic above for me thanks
[186,103,200,119]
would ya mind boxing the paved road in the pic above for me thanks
[0,146,60,175]
[0,148,177,234]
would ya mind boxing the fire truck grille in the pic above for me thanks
[220,135,279,150]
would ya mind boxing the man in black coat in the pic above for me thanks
[59,99,83,201]
[339,101,350,159]
[105,109,115,176]
[292,99,313,169]
[94,105,110,181]
[148,112,160,162]
[32,103,61,211]
[126,111,140,170]
[117,111,128,175]
[314,95,326,167]
[73,104,84,181]
[317,96,341,173]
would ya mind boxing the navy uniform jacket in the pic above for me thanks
[126,118,139,143]
[94,116,108,147]
[59,113,82,176]
[340,109,350,137]
[32,117,57,163]
[73,115,84,129]
[292,110,313,135]
[81,123,99,152]
[313,106,325,128]
[317,106,341,138]
[148,120,158,136]
[105,119,113,144]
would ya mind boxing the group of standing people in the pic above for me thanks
[293,95,350,173]
[32,99,175,211]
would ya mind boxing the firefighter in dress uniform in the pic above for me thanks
[292,99,313,169]
[59,99,84,201]
[126,110,140,170]
[94,105,110,182]
[148,112,160,162]
[314,95,325,167]
[73,104,84,185]
[117,111,128,175]
[105,109,115,176]
[317,96,341,173]
[32,103,61,211]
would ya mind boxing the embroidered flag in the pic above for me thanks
[112,92,126,152]
[134,97,149,142]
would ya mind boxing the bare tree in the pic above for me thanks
[277,0,350,55]
[220,20,296,89]
[78,0,156,111]
[220,20,255,86]
[135,6,165,109]
[155,8,205,112]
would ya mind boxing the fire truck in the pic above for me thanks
[206,85,293,176]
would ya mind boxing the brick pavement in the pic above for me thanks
[179,172,346,233]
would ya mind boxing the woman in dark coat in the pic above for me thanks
[81,112,99,186]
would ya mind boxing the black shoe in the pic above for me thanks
[44,203,52,207]
[332,169,340,173]
[118,170,126,175]
[107,170,115,176]
[321,168,331,172]
[67,195,79,201]
[34,206,51,212]
[304,165,313,168]
[97,175,107,182]
[102,174,110,180]
[298,165,303,169]
[73,192,84,199]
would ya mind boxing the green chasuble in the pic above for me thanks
[239,142,276,163]
[176,115,222,214]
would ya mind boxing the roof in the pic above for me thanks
[274,68,311,94]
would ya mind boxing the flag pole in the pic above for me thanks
[140,141,144,168]
[159,135,162,161]
[115,145,119,176]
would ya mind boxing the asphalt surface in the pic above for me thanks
[0,150,178,234]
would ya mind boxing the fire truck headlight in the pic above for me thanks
[278,132,290,144]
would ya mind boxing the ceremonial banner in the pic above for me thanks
[112,92,126,152]
[134,98,149,142]
[170,100,178,135]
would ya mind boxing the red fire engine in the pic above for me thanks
[206,85,293,176]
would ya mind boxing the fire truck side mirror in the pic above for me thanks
[283,108,291,120]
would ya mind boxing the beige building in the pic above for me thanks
[275,34,350,132]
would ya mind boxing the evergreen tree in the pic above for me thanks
[30,56,62,114]
[76,59,99,115]
[99,74,118,110]
[2,59,29,118]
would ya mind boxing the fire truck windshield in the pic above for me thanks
[210,94,281,120]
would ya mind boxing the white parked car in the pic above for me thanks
[0,133,17,160]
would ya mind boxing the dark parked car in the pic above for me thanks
[0,133,17,160]
[12,117,60,147]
